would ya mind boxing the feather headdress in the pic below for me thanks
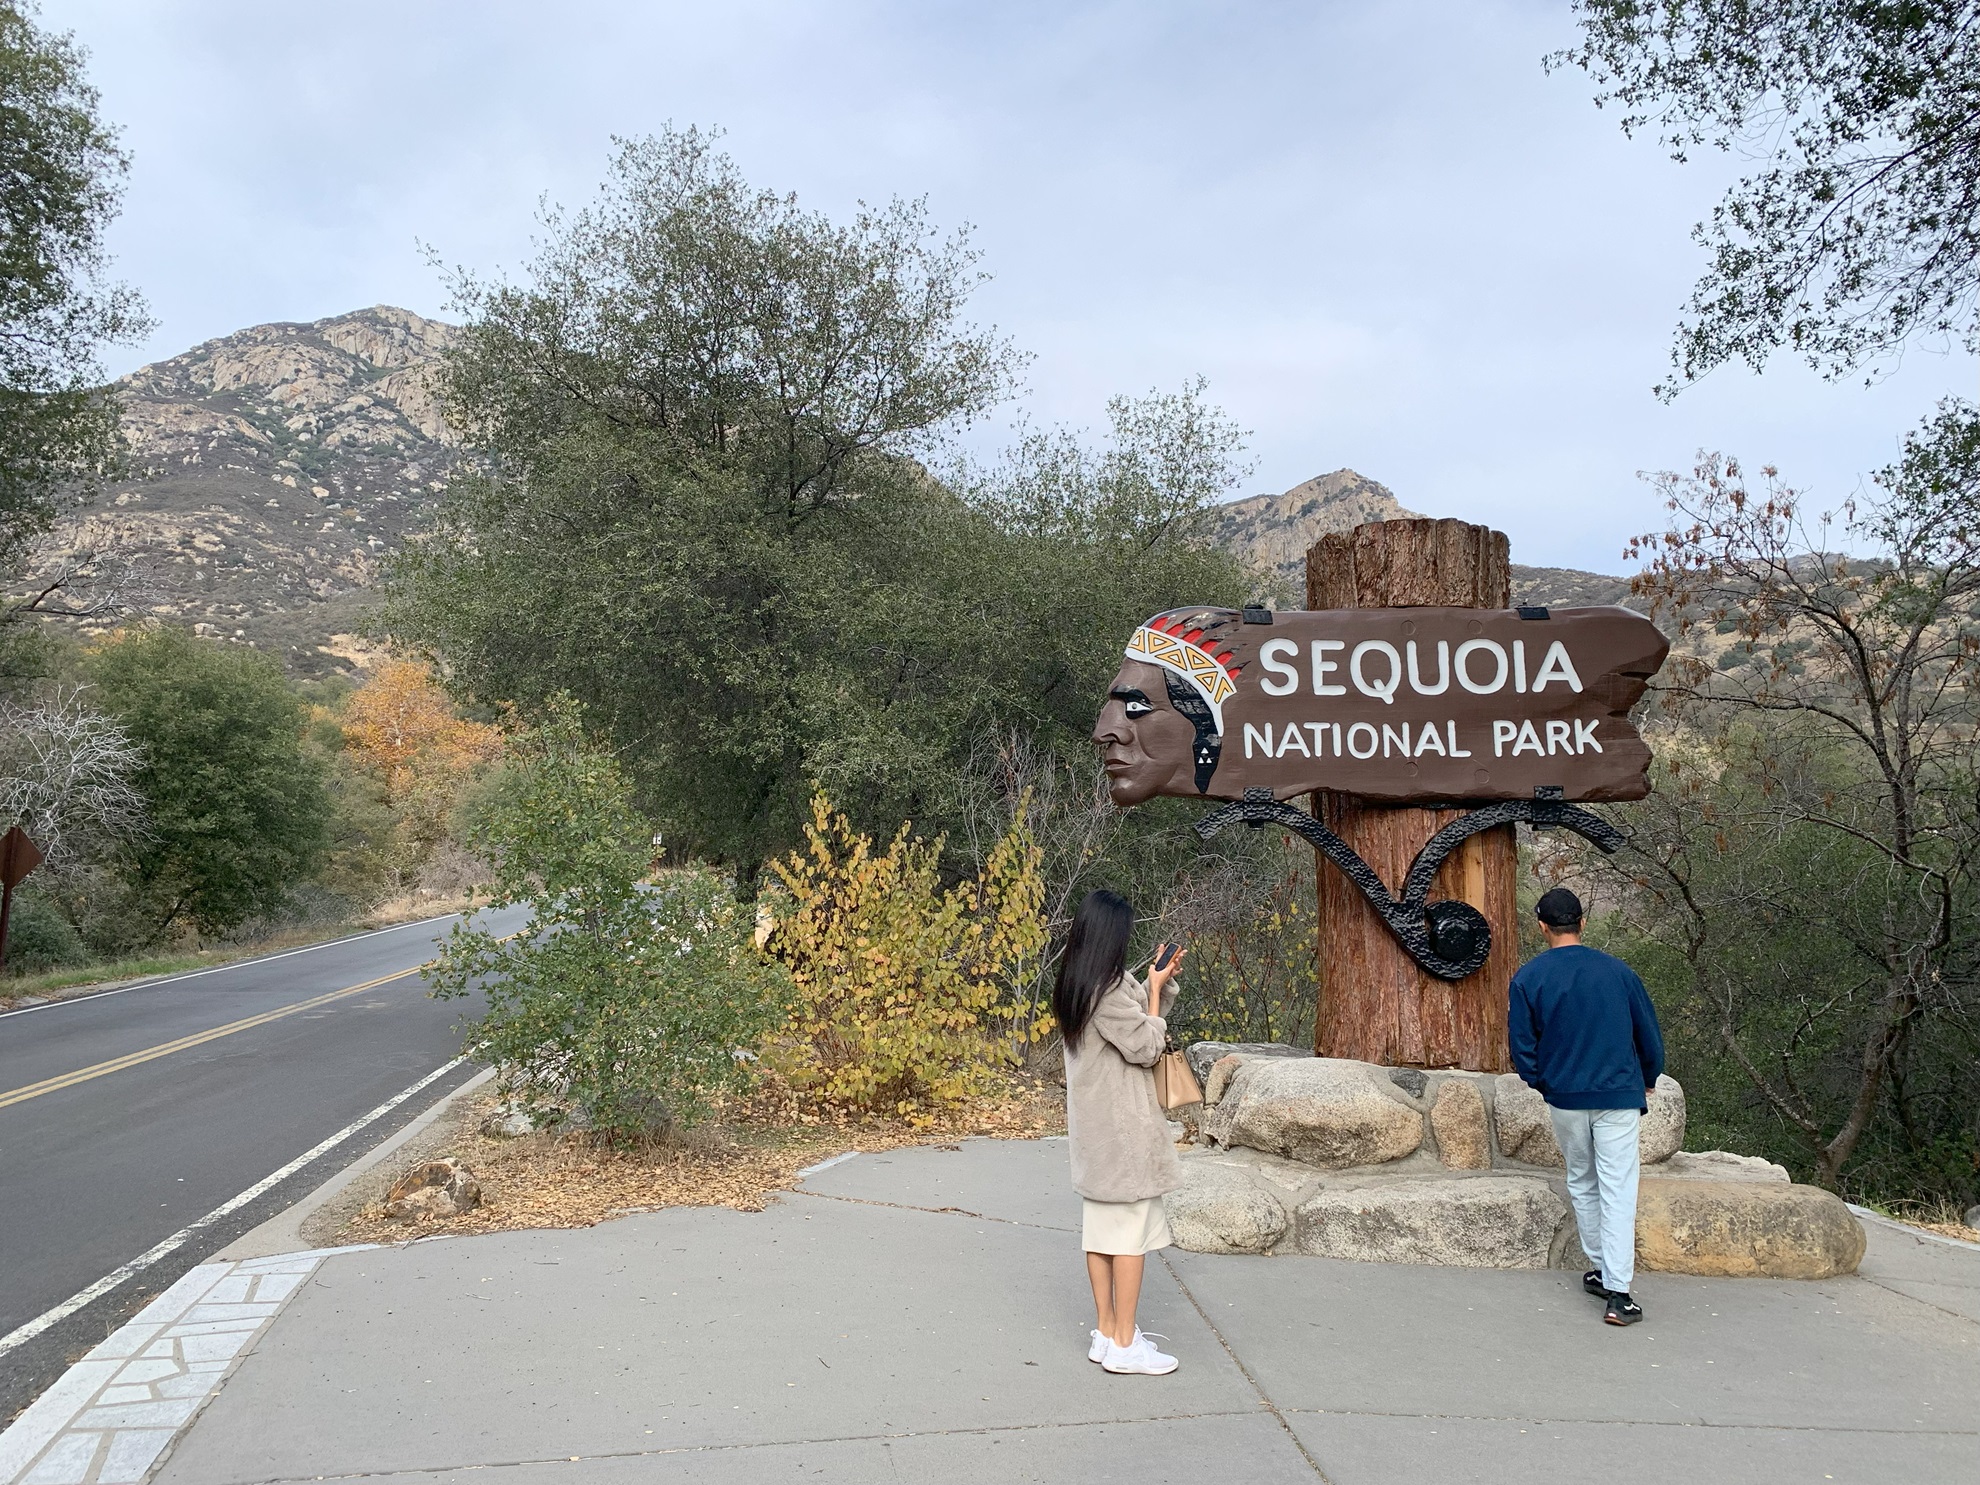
[1124,610,1245,735]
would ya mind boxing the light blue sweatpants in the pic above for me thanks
[1549,1106,1640,1294]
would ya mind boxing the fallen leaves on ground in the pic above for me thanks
[1906,1218,1980,1244]
[337,1076,1065,1245]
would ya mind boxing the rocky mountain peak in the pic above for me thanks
[1205,469,1422,593]
[1207,468,1633,611]
[23,307,1633,678]
[35,307,460,669]
[122,305,458,450]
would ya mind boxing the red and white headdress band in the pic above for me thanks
[1126,616,1241,733]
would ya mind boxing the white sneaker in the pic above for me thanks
[1102,1331,1177,1375]
[1093,1325,1143,1360]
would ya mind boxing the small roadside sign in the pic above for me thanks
[1,826,43,889]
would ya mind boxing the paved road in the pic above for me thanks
[0,907,525,1422]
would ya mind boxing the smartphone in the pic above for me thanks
[1153,943,1178,972]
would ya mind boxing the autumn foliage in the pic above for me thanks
[343,661,502,801]
[767,792,1046,1121]
[340,660,501,882]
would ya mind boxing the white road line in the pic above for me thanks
[0,911,474,1021]
[0,1057,470,1360]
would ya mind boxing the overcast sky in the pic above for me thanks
[43,0,1979,573]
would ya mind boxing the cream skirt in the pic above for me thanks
[1082,1196,1173,1256]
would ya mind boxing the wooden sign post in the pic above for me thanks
[0,824,46,977]
[1091,515,1667,1075]
[1307,519,1515,1071]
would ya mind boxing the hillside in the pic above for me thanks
[1209,467,1635,610]
[1508,564,1636,609]
[22,308,1637,676]
[1205,469,1423,596]
[37,306,458,673]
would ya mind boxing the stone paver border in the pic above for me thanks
[0,1246,372,1485]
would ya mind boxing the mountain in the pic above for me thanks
[1205,469,1421,597]
[39,306,458,673]
[24,308,1636,678]
[1209,467,1635,610]
[1507,563,1635,610]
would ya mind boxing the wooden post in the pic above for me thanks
[0,826,44,978]
[1305,518,1518,1072]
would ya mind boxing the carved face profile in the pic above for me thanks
[1093,659,1199,806]
[1092,607,1250,804]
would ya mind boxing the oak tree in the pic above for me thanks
[88,628,331,939]
[387,131,1251,886]
[1594,425,1980,1193]
[0,3,148,585]
[1561,1,1980,389]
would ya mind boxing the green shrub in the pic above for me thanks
[2,891,86,974]
[427,699,787,1139]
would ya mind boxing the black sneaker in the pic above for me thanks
[1604,1292,1643,1326]
[1582,1269,1607,1298]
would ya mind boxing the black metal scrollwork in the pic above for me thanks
[1194,787,1626,982]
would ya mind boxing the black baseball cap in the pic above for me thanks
[1535,887,1584,928]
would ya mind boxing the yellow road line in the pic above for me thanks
[0,968,421,1111]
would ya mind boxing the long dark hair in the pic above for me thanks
[1053,889,1134,1049]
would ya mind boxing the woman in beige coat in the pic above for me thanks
[1055,889,1185,1375]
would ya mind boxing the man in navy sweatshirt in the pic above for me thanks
[1508,887,1665,1327]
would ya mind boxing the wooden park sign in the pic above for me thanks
[1093,518,1669,1072]
[1098,604,1663,805]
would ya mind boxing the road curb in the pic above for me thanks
[1846,1203,1980,1252]
[214,1064,495,1262]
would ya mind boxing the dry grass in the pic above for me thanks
[0,923,364,1008]
[360,884,489,927]
[0,894,483,1010]
[335,1076,1066,1245]
[1866,1197,1980,1246]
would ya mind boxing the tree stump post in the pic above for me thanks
[1305,518,1518,1072]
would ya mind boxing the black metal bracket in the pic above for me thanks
[1194,787,1626,981]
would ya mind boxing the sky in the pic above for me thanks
[42,0,1980,574]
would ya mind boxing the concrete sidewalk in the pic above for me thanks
[29,1139,1980,1483]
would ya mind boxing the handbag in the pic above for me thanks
[1153,1044,1203,1110]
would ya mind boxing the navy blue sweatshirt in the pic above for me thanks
[1507,944,1665,1111]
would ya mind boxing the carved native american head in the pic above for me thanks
[1092,606,1257,805]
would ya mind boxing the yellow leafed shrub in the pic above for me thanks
[767,791,1046,1120]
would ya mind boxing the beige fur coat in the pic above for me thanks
[1064,971,1183,1203]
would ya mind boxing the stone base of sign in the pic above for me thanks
[1182,1040,1315,1087]
[1172,1045,1863,1278]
